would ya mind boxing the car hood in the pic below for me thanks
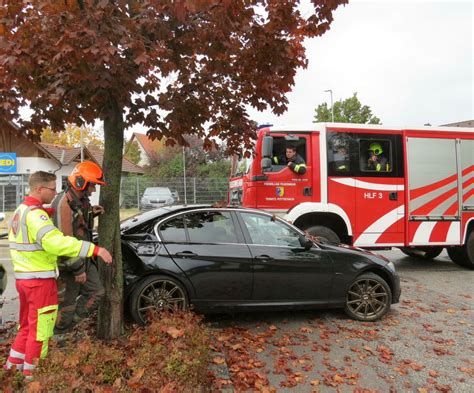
[318,242,391,267]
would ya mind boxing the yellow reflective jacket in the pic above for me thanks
[8,198,97,279]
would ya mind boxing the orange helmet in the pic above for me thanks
[68,161,106,191]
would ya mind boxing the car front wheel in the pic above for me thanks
[344,273,392,322]
[129,275,189,324]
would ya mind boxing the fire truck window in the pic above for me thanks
[360,140,392,173]
[328,138,351,174]
[269,136,307,172]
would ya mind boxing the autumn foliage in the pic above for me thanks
[0,0,347,153]
[0,311,210,392]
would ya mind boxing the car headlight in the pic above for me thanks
[386,261,395,271]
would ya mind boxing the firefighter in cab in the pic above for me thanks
[273,145,307,174]
[367,142,389,172]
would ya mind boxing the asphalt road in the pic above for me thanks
[1,243,473,392]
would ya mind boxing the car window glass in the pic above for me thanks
[185,211,238,244]
[240,213,301,247]
[158,216,186,242]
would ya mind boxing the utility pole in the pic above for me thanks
[324,89,334,122]
[182,146,187,204]
[80,127,84,162]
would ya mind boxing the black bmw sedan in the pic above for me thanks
[120,205,401,324]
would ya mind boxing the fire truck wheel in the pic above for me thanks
[447,231,474,269]
[399,247,443,260]
[344,272,392,322]
[305,226,340,244]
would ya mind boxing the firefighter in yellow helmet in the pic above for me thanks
[51,161,107,334]
[367,142,389,172]
[4,171,112,378]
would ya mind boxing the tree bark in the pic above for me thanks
[97,98,124,339]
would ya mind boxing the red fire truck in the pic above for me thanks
[229,123,474,268]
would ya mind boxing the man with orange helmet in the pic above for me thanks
[51,161,107,333]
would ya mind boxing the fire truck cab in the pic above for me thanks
[229,123,474,269]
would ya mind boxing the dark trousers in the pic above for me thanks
[56,263,104,331]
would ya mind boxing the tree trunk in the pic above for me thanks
[97,99,124,339]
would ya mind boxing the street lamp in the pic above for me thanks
[324,89,334,123]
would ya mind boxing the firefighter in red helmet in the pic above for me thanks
[51,161,108,334]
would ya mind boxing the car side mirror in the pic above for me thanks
[261,157,272,172]
[299,235,313,251]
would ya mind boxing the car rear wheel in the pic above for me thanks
[305,225,340,244]
[400,246,443,260]
[129,275,189,324]
[344,273,392,322]
[446,231,474,269]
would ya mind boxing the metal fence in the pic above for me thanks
[0,175,29,212]
[0,175,230,213]
[120,176,229,209]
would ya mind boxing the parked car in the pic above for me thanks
[171,190,180,203]
[120,205,401,324]
[140,187,174,211]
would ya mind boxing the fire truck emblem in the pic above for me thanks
[276,187,284,197]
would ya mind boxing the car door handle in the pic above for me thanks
[175,251,198,258]
[254,255,274,262]
[389,192,398,201]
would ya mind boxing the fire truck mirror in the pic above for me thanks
[262,136,273,158]
[261,157,272,172]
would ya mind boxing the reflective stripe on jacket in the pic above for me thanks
[8,199,96,278]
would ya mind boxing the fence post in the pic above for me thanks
[193,178,196,204]
[136,175,140,209]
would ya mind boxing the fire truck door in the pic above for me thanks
[352,136,405,246]
[257,134,313,210]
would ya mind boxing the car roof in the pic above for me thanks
[120,204,281,232]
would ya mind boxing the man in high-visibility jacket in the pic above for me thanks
[4,171,113,378]
[273,146,307,174]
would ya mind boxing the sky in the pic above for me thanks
[246,0,474,129]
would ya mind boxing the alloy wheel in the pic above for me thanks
[137,279,187,321]
[346,278,389,320]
